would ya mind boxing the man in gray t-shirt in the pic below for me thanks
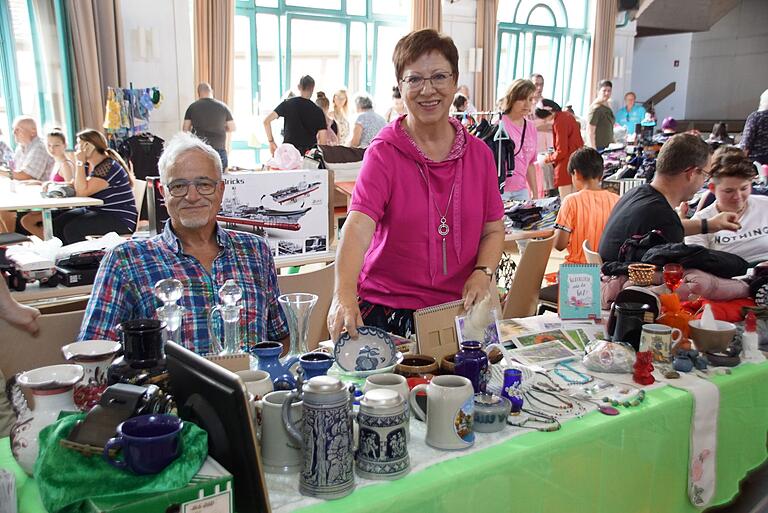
[183,82,236,169]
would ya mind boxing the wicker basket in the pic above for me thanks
[628,263,656,286]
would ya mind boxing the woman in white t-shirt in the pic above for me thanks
[686,149,768,265]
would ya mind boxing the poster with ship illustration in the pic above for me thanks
[219,169,329,262]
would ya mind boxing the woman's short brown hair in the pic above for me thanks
[709,146,756,183]
[501,79,536,115]
[392,29,459,83]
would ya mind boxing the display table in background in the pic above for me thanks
[4,363,768,513]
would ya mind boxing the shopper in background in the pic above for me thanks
[535,99,583,197]
[331,88,350,144]
[553,147,619,263]
[0,126,13,169]
[740,88,768,165]
[457,84,477,114]
[183,82,235,170]
[616,91,646,137]
[2,116,54,181]
[328,29,504,340]
[53,129,137,244]
[530,73,545,104]
[452,93,468,113]
[654,116,678,144]
[349,94,387,148]
[263,75,328,155]
[20,128,76,238]
[686,149,768,265]
[0,279,41,436]
[530,73,555,196]
[385,86,406,122]
[599,134,740,262]
[500,79,538,200]
[315,91,339,145]
[588,79,615,151]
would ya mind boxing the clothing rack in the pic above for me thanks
[103,84,162,137]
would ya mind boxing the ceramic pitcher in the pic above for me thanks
[252,341,299,390]
[61,340,121,411]
[9,364,83,475]
[282,375,355,499]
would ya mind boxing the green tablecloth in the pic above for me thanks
[3,362,768,513]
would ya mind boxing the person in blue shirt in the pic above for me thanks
[616,91,646,136]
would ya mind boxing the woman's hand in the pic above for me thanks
[462,271,491,310]
[327,292,363,342]
[74,142,88,164]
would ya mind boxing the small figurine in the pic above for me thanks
[633,351,655,385]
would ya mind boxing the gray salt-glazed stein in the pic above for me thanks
[356,388,410,480]
[283,375,355,499]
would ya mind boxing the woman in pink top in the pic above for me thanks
[20,128,75,238]
[500,79,538,200]
[327,29,505,340]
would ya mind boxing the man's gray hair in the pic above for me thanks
[355,94,373,110]
[158,132,222,184]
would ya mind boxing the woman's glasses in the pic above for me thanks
[400,72,453,91]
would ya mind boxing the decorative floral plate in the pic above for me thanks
[334,326,398,372]
[335,352,405,378]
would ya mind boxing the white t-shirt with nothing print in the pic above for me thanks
[685,195,768,264]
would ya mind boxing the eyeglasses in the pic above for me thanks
[400,72,453,91]
[165,178,219,197]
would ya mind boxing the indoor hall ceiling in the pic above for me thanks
[634,0,740,37]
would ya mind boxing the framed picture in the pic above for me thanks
[495,319,532,348]
[512,329,577,350]
[509,340,575,366]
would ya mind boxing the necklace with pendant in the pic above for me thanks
[417,166,457,275]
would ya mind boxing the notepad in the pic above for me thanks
[204,352,251,372]
[558,264,601,320]
[414,299,466,361]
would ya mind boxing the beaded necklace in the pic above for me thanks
[603,388,646,408]
[553,361,594,385]
[507,408,561,432]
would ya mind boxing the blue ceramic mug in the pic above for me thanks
[299,352,334,380]
[103,414,183,474]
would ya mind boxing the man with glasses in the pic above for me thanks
[78,132,289,354]
[599,134,742,262]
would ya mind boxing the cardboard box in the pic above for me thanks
[83,457,233,513]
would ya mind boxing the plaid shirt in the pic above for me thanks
[13,136,54,180]
[79,222,289,354]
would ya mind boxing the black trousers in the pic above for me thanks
[53,208,132,244]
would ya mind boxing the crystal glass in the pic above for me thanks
[663,263,684,293]
[154,278,185,344]
[501,368,524,413]
[208,279,243,354]
[278,293,318,357]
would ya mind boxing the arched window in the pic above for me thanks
[496,0,592,114]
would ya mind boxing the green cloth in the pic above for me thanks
[589,102,615,149]
[6,363,768,513]
[33,413,207,513]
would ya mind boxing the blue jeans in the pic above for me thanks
[215,148,228,170]
[501,188,530,201]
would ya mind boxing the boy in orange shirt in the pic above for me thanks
[553,147,619,263]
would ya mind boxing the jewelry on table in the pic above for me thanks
[524,387,586,418]
[536,370,566,392]
[553,361,594,385]
[568,392,621,416]
[507,408,561,432]
[601,387,646,408]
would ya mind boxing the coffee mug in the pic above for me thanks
[640,323,682,363]
[236,370,274,401]
[299,352,335,380]
[255,390,303,474]
[409,375,474,450]
[103,414,183,475]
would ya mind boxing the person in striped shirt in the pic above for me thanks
[553,147,619,264]
[52,129,137,244]
[78,132,289,355]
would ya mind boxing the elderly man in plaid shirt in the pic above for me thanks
[78,132,289,354]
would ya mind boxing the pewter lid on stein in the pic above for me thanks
[305,375,344,394]
[360,388,401,408]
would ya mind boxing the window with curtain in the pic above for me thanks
[496,0,592,116]
[233,0,409,165]
[0,0,76,146]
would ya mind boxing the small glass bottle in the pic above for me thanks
[154,278,185,344]
[208,279,243,354]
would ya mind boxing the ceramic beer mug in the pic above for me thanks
[363,372,410,441]
[283,375,355,499]
[409,375,475,450]
[641,323,683,363]
[356,388,410,480]
[255,390,303,474]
